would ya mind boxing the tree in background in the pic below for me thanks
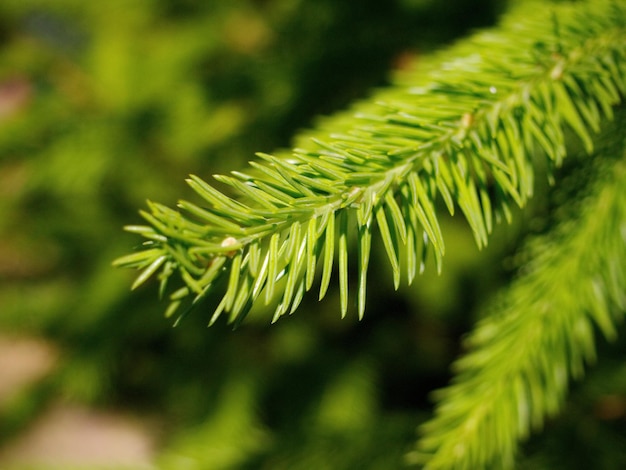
[2,0,625,469]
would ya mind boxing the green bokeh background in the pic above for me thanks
[1,1,624,468]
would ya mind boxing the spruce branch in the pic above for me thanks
[114,0,626,328]
[409,119,626,469]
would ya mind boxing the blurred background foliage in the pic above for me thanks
[0,0,624,468]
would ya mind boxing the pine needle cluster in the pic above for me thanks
[410,121,626,468]
[116,0,626,467]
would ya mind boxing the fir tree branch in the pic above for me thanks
[114,0,626,327]
[409,118,626,469]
